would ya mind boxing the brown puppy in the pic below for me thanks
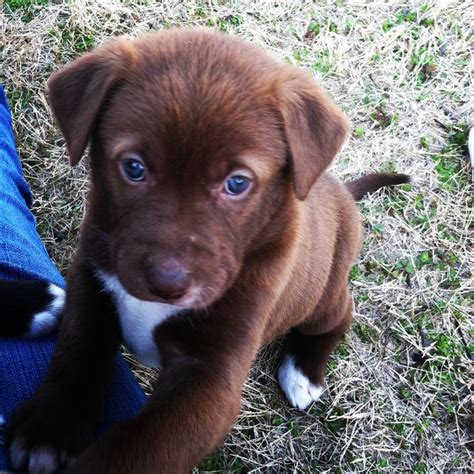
[8,29,408,473]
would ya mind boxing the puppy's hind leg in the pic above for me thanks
[278,291,352,410]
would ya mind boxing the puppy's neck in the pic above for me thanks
[96,269,181,367]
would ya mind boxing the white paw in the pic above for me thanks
[28,447,58,474]
[278,354,324,410]
[10,437,27,470]
[28,284,65,337]
[10,438,59,474]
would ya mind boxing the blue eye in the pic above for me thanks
[224,175,250,195]
[122,157,146,181]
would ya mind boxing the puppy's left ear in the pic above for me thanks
[278,73,349,200]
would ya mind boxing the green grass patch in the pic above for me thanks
[416,250,432,268]
[311,61,330,76]
[398,385,412,400]
[372,222,385,234]
[305,20,321,38]
[193,4,209,18]
[199,451,227,472]
[369,108,400,128]
[292,47,310,64]
[4,0,48,22]
[415,91,430,102]
[349,264,363,281]
[382,7,434,34]
[391,258,415,277]
[310,50,331,77]
[395,8,417,24]
[325,407,347,434]
[419,136,430,148]
[271,415,285,426]
[413,462,428,473]
[6,88,34,111]
[48,22,96,54]
[354,323,378,343]
[215,14,243,32]
[429,333,463,359]
[410,46,437,84]
[415,418,430,435]
[388,420,406,437]
[289,420,301,437]
[335,339,350,358]
[432,153,467,191]
[5,0,47,10]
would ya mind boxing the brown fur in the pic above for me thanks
[8,29,406,473]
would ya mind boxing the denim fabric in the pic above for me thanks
[0,88,63,287]
[0,86,146,470]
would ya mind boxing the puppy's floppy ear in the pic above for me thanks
[278,72,349,200]
[46,40,137,166]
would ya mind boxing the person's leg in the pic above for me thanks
[0,86,146,470]
[0,88,63,286]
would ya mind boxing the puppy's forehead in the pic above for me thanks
[102,32,285,174]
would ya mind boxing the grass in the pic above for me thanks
[2,0,472,472]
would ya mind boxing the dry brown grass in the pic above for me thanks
[1,0,473,472]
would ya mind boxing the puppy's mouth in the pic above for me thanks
[145,284,208,310]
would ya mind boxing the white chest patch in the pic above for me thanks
[96,270,181,367]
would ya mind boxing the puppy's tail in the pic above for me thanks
[346,173,410,201]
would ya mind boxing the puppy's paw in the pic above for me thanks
[10,438,60,474]
[278,354,324,410]
[8,391,93,473]
[28,284,65,337]
[0,279,65,338]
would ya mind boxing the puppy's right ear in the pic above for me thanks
[47,40,137,165]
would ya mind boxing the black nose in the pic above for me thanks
[144,258,191,301]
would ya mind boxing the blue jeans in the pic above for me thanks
[0,86,146,470]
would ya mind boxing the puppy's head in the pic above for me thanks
[48,29,348,308]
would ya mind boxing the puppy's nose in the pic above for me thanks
[145,258,191,301]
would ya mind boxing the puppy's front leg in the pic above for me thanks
[69,363,244,473]
[68,312,261,474]
[7,256,122,473]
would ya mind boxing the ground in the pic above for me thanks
[1,0,472,472]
